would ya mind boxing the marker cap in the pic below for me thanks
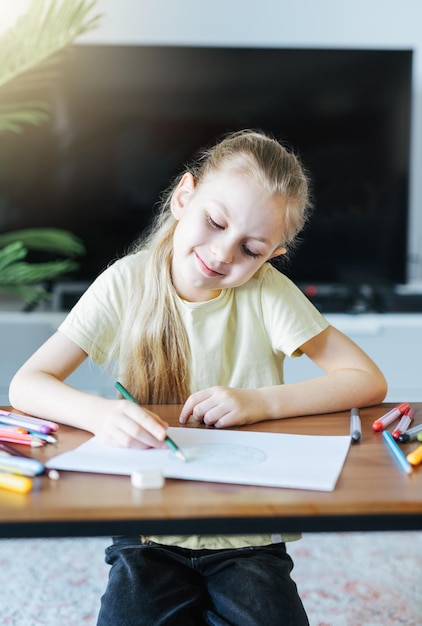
[372,402,410,431]
[407,444,422,467]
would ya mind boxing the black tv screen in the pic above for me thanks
[0,44,413,291]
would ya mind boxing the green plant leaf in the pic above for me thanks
[0,242,28,271]
[0,229,85,257]
[0,101,51,134]
[0,0,102,134]
[0,1,100,305]
[0,0,102,89]
[0,239,82,304]
[0,282,56,304]
[0,258,79,286]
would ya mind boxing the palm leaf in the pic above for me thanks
[0,229,85,257]
[0,242,27,272]
[0,258,79,285]
[0,230,85,304]
[2,283,51,304]
[0,0,100,304]
[0,0,102,133]
[0,101,51,134]
[0,240,80,304]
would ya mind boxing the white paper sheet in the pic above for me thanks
[46,427,351,491]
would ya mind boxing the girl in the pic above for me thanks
[9,130,387,625]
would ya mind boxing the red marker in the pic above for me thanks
[372,402,409,432]
[392,407,415,440]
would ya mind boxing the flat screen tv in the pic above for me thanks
[0,44,413,298]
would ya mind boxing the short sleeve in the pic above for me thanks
[58,254,141,365]
[260,265,330,358]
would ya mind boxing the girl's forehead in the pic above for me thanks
[200,162,252,181]
[198,167,263,193]
[197,168,283,209]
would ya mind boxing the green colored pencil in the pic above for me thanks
[114,381,187,462]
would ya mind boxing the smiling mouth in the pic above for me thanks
[195,252,224,277]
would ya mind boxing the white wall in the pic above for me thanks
[77,0,422,284]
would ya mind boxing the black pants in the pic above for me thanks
[97,537,309,626]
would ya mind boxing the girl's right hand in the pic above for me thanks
[94,399,169,449]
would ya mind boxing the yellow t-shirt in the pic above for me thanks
[59,251,329,549]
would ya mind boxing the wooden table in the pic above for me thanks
[1,404,422,537]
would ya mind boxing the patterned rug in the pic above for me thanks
[289,532,422,625]
[0,532,421,625]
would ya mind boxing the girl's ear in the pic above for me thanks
[270,246,287,259]
[171,172,195,219]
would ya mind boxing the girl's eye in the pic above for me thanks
[243,246,260,259]
[206,214,224,230]
[206,213,261,259]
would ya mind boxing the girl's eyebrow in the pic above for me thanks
[253,235,272,245]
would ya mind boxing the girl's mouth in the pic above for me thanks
[194,252,224,277]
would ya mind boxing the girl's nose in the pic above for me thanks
[211,239,234,264]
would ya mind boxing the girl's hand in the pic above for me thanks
[179,387,268,428]
[95,399,169,449]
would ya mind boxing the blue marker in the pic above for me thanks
[382,430,412,476]
[0,453,44,476]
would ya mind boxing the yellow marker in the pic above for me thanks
[406,444,422,467]
[0,473,33,494]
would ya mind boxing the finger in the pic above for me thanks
[127,435,167,450]
[103,430,151,449]
[179,391,209,423]
[106,430,167,450]
[191,396,222,423]
[212,412,239,429]
[123,402,168,441]
[126,425,168,449]
[201,405,232,426]
[193,390,236,426]
[106,417,166,449]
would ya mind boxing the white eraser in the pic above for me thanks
[131,469,164,490]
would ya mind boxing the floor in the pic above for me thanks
[0,532,421,625]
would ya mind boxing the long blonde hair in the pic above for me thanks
[112,130,311,403]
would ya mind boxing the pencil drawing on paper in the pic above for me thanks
[171,443,267,466]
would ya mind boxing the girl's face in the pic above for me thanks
[170,169,287,302]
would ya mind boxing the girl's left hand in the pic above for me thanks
[179,386,268,428]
